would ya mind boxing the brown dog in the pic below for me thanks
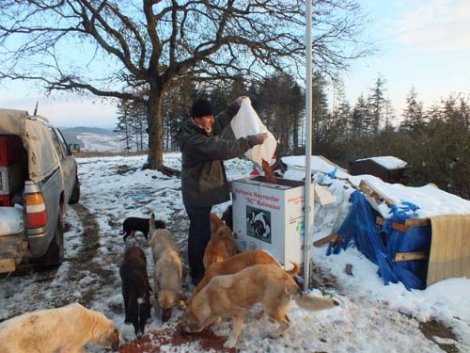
[148,214,185,322]
[210,212,224,232]
[203,214,237,270]
[119,246,152,337]
[195,249,294,294]
[0,303,120,353]
[180,264,339,348]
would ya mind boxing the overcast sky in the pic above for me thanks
[0,0,469,129]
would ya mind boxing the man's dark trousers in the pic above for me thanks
[184,205,212,284]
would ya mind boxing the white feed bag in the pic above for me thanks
[0,206,24,236]
[230,98,277,168]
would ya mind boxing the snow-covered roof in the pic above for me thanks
[363,176,470,218]
[355,155,407,170]
[282,155,349,178]
[281,155,470,219]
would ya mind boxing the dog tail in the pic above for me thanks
[294,292,339,312]
[285,262,300,276]
[149,213,156,232]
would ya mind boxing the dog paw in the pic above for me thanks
[224,338,237,349]
[255,310,266,320]
[213,317,222,324]
[269,329,286,338]
[177,300,187,310]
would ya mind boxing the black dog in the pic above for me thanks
[221,204,233,230]
[122,217,166,241]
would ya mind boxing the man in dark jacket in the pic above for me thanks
[176,97,267,285]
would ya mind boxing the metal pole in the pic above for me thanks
[303,0,313,291]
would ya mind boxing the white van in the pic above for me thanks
[0,109,80,273]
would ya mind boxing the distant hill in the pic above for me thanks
[61,127,124,152]
[61,126,147,153]
[61,126,115,134]
[61,126,114,142]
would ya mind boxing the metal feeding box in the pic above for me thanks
[231,175,313,267]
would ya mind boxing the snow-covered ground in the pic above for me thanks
[0,152,469,353]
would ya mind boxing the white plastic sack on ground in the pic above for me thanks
[230,98,277,168]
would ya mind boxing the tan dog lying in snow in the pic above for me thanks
[148,214,185,322]
[203,213,237,270]
[0,303,120,353]
[195,249,296,294]
[180,264,339,349]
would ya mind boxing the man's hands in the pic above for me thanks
[251,132,268,145]
[236,96,248,106]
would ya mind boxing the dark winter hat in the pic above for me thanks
[191,99,214,118]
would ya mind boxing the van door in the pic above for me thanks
[49,128,76,202]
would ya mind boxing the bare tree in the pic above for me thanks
[0,0,369,173]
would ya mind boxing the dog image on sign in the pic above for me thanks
[246,206,271,243]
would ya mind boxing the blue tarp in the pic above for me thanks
[327,190,431,290]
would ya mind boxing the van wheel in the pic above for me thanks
[69,175,80,204]
[38,218,64,268]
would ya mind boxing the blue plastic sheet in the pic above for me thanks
[328,190,431,290]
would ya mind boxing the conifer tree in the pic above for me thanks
[368,76,387,133]
[351,95,369,136]
[400,88,424,132]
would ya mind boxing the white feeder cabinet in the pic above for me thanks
[231,176,313,267]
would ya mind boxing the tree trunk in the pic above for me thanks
[146,86,180,176]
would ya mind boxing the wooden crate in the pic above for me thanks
[362,179,470,286]
[427,215,470,285]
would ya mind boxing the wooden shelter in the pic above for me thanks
[349,156,408,184]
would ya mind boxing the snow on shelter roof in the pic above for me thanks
[355,155,407,170]
[281,155,470,219]
[362,176,470,218]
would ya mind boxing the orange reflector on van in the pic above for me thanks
[26,193,45,206]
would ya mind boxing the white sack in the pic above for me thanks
[230,98,277,167]
[0,206,24,236]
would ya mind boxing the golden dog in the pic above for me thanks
[148,214,185,322]
[180,264,339,348]
[203,214,237,270]
[210,212,224,232]
[195,249,295,294]
[0,303,120,353]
